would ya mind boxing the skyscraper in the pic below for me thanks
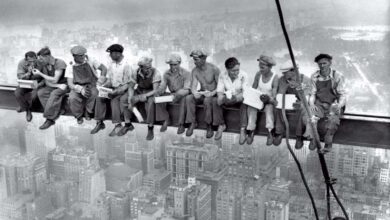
[79,168,106,203]
[166,141,220,184]
[265,201,289,220]
[187,183,212,220]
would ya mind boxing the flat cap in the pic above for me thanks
[106,44,124,53]
[257,55,276,66]
[190,49,208,58]
[166,53,182,64]
[280,61,299,73]
[138,56,153,66]
[70,45,87,55]
[314,53,332,62]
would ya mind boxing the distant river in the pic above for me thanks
[326,25,390,41]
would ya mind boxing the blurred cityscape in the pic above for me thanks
[1,105,390,220]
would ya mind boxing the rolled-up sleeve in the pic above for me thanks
[152,70,162,83]
[129,67,138,85]
[310,74,318,95]
[216,75,225,93]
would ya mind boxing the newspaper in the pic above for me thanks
[243,87,264,110]
[97,86,113,99]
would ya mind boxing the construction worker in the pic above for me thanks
[245,55,279,145]
[158,53,191,134]
[91,44,134,136]
[215,57,248,142]
[127,56,167,140]
[33,47,68,130]
[298,54,347,152]
[66,45,107,125]
[273,62,311,148]
[185,49,220,138]
[15,51,46,122]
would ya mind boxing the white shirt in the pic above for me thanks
[106,57,134,88]
[216,71,248,95]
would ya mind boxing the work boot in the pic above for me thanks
[266,131,274,146]
[160,119,170,132]
[186,122,197,137]
[215,124,226,140]
[26,110,32,122]
[117,123,134,136]
[91,121,105,134]
[273,133,283,146]
[308,139,316,151]
[146,126,154,140]
[109,124,122,137]
[295,136,304,149]
[239,128,247,145]
[177,124,185,134]
[247,130,255,145]
[206,124,214,139]
[77,117,84,125]
[39,119,55,130]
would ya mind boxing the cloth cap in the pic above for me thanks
[190,49,208,58]
[106,44,124,53]
[314,53,332,62]
[70,45,87,56]
[257,55,276,66]
[166,53,182,64]
[138,56,153,66]
[280,61,299,73]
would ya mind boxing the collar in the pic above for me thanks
[224,71,243,82]
[166,67,183,77]
[315,68,334,79]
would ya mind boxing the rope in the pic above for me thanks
[274,0,349,219]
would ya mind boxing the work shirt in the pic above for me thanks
[160,67,191,93]
[130,67,162,91]
[44,56,67,84]
[106,57,133,88]
[310,69,347,106]
[216,70,247,95]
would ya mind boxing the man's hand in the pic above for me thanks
[310,104,319,113]
[204,91,214,98]
[193,92,202,99]
[139,94,147,102]
[172,93,181,103]
[32,69,41,76]
[58,84,67,91]
[97,76,106,86]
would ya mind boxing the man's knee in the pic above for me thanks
[203,96,213,106]
[185,94,195,103]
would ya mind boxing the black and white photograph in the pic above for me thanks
[0,0,389,219]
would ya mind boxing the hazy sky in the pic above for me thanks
[0,0,388,26]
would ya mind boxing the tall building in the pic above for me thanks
[187,183,212,220]
[173,185,188,218]
[48,148,98,181]
[25,125,56,159]
[107,192,130,220]
[265,201,289,220]
[142,169,171,193]
[0,192,34,220]
[105,162,143,193]
[125,142,154,175]
[166,141,220,184]
[0,153,46,196]
[79,168,106,204]
[216,182,241,220]
[196,167,227,220]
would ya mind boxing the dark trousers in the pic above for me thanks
[14,87,37,111]
[37,86,68,120]
[68,87,98,119]
[185,94,214,124]
[213,96,247,127]
[296,102,342,142]
[160,93,187,125]
[128,90,169,125]
[95,93,131,124]
[275,108,304,136]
